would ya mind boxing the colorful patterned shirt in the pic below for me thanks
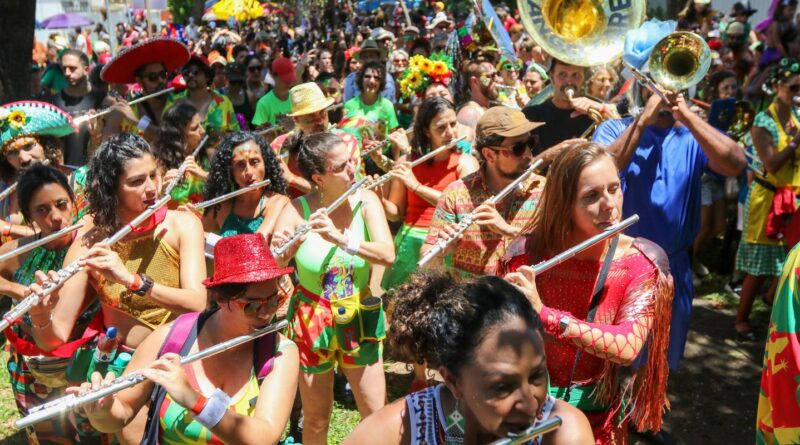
[164,89,240,134]
[424,170,544,277]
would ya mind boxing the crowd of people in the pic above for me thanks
[2,0,799,443]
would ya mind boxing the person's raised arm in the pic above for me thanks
[598,93,662,171]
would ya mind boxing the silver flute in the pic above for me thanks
[365,136,466,191]
[194,179,272,211]
[73,87,175,126]
[417,159,543,268]
[162,135,210,198]
[16,319,289,429]
[361,128,413,157]
[0,223,84,264]
[256,124,283,136]
[0,193,172,332]
[532,215,639,274]
[271,177,368,257]
[487,416,562,445]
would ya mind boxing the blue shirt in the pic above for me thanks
[593,118,709,256]
[343,71,396,104]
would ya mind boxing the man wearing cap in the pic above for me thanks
[373,28,396,51]
[343,40,396,103]
[271,82,364,196]
[253,56,296,129]
[208,50,228,92]
[420,106,546,277]
[164,56,240,135]
[100,37,191,142]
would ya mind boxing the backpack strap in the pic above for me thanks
[156,312,201,358]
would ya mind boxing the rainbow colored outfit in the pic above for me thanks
[286,194,383,373]
[164,89,240,134]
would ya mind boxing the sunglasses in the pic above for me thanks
[144,70,168,82]
[248,65,263,72]
[182,68,202,77]
[501,63,518,72]
[489,137,532,157]
[393,58,408,64]
[229,290,285,316]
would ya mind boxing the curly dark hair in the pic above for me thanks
[203,132,288,213]
[0,136,64,182]
[86,133,154,236]
[154,102,197,171]
[412,96,458,158]
[356,60,387,95]
[387,271,542,373]
[16,163,74,223]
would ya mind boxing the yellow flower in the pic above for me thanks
[7,111,26,130]
[406,70,423,89]
[431,61,449,77]
[409,55,426,70]
[420,58,434,74]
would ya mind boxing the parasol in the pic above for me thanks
[40,12,94,29]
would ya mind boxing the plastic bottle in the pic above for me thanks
[90,327,119,376]
[108,352,132,378]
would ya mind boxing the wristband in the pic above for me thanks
[127,273,142,292]
[30,314,52,330]
[190,393,208,415]
[133,273,154,296]
[345,234,361,255]
[2,222,10,237]
[137,115,151,131]
[194,388,231,429]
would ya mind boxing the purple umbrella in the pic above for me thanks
[40,12,95,29]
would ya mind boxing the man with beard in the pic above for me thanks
[420,106,546,277]
[522,58,616,156]
[100,37,191,142]
[164,56,240,137]
[47,49,107,165]
[456,60,499,133]
[270,82,363,197]
[592,86,745,370]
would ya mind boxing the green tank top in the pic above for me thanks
[218,195,266,237]
[294,193,370,299]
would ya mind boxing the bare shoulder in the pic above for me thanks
[343,397,408,445]
[165,209,203,232]
[544,399,594,445]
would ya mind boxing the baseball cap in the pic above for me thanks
[271,57,296,84]
[476,106,544,138]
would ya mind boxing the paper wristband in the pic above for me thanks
[194,388,231,430]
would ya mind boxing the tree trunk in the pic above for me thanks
[191,0,205,24]
[0,0,36,104]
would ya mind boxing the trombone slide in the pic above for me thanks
[15,319,289,429]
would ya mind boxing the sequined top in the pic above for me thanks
[424,170,544,277]
[94,231,180,328]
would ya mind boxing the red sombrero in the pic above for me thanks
[101,37,190,84]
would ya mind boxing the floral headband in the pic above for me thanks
[398,53,454,99]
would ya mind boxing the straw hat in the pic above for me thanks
[287,82,335,117]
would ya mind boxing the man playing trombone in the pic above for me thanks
[420,107,546,277]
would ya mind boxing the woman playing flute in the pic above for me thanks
[201,132,289,238]
[271,132,395,445]
[26,133,207,443]
[155,103,209,206]
[0,164,101,444]
[344,271,593,445]
[500,141,673,444]
[378,97,478,291]
[69,234,298,445]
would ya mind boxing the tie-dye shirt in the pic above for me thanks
[165,89,241,134]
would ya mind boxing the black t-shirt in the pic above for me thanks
[48,89,107,166]
[522,100,593,155]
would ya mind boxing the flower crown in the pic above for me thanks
[398,53,454,99]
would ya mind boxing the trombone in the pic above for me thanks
[15,319,289,429]
[72,87,175,126]
[418,159,543,268]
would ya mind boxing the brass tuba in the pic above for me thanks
[518,0,646,67]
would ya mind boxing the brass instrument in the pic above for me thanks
[518,0,645,67]
[727,100,755,140]
[624,32,711,105]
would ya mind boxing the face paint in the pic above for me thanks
[233,143,259,160]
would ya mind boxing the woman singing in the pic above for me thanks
[271,132,395,445]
